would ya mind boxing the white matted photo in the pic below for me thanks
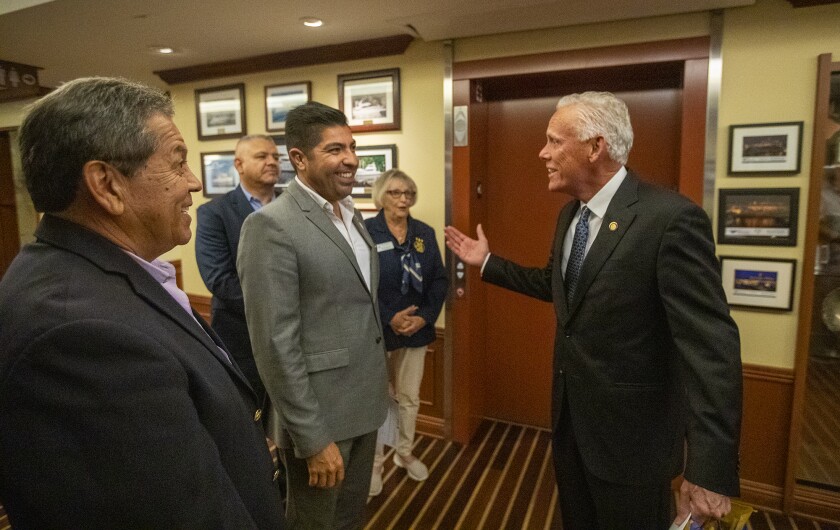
[195,84,246,141]
[354,144,397,199]
[200,151,239,198]
[728,122,803,174]
[265,82,310,132]
[720,256,796,311]
[338,69,401,133]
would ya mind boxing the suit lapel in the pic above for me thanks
[228,186,254,223]
[288,181,374,295]
[566,175,639,314]
[35,216,253,390]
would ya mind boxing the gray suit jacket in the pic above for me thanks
[238,180,388,459]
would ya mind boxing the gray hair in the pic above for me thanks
[19,77,173,212]
[371,169,417,209]
[235,134,276,152]
[556,92,633,165]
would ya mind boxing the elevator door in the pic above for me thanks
[481,89,683,428]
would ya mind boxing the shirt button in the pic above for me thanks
[273,469,280,481]
[254,409,262,422]
[376,337,382,344]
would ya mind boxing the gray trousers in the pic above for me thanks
[283,430,377,530]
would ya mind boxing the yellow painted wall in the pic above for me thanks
[2,0,839,365]
[167,39,446,299]
[0,99,29,129]
[716,0,840,368]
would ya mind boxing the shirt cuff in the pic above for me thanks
[479,253,492,276]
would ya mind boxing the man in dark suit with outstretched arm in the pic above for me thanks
[445,91,742,530]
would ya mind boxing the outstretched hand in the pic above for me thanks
[444,224,490,267]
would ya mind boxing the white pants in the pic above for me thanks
[376,345,427,460]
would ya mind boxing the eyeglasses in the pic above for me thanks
[386,190,416,199]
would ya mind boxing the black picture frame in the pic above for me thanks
[728,121,804,175]
[717,188,799,246]
[719,256,796,311]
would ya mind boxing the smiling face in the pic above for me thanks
[293,125,358,203]
[538,105,596,200]
[235,138,280,192]
[382,177,416,222]
[122,114,201,260]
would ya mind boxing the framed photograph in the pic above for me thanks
[354,144,397,198]
[200,151,238,198]
[718,188,799,246]
[265,82,310,132]
[720,256,796,311]
[338,68,401,133]
[269,135,297,190]
[195,84,246,141]
[728,121,803,174]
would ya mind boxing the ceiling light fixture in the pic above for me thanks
[301,17,323,27]
[149,46,175,55]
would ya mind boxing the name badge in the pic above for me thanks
[376,241,395,252]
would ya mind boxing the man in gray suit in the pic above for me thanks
[238,101,388,529]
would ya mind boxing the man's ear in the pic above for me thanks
[288,147,307,172]
[588,136,607,162]
[82,160,126,215]
[233,156,244,175]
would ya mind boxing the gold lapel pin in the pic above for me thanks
[609,221,618,231]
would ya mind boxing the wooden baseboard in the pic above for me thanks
[792,485,840,524]
[416,413,445,439]
[740,478,784,512]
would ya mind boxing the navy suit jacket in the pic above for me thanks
[0,215,284,529]
[365,211,448,351]
[196,186,268,401]
[483,172,742,495]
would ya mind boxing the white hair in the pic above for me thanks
[556,91,633,165]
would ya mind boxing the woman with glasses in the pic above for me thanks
[365,169,448,496]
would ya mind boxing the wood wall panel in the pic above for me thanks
[740,363,795,511]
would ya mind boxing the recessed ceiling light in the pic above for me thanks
[301,17,323,27]
[149,46,175,55]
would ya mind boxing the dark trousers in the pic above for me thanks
[283,430,377,530]
[553,394,672,530]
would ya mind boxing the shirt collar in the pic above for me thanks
[581,166,627,219]
[295,176,356,214]
[124,251,176,284]
[238,184,267,211]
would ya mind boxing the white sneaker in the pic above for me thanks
[369,464,383,496]
[393,453,428,481]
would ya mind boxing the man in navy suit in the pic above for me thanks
[196,134,280,403]
[445,91,741,529]
[0,77,284,528]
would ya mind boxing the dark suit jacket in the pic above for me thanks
[483,172,742,495]
[365,210,448,351]
[196,186,266,401]
[0,215,284,529]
